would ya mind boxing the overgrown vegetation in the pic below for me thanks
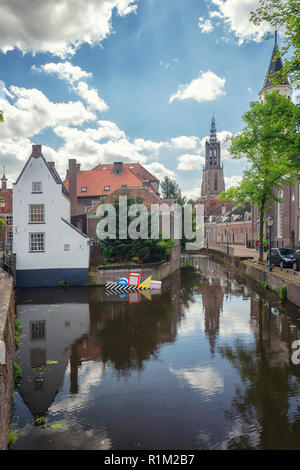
[97,194,175,264]
[280,285,287,300]
[13,361,22,387]
[7,427,18,447]
[14,318,22,346]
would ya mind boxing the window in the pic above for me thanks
[236,229,239,241]
[6,231,13,245]
[104,185,110,191]
[31,348,46,368]
[81,187,87,192]
[240,228,243,242]
[64,244,70,251]
[30,232,45,252]
[29,205,45,223]
[30,320,46,340]
[32,182,42,193]
[6,216,12,225]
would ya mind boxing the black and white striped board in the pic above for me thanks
[105,282,149,292]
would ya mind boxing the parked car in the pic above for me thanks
[292,250,300,271]
[267,247,296,268]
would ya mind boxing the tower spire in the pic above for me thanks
[262,29,289,90]
[1,165,7,191]
[210,114,216,138]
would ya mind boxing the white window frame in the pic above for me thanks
[29,232,45,252]
[32,182,42,193]
[29,204,45,224]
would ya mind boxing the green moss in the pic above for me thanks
[280,285,287,300]
[7,428,18,447]
[13,362,22,387]
[14,318,22,345]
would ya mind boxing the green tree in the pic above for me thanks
[97,193,174,264]
[160,176,187,206]
[250,0,300,87]
[218,92,300,262]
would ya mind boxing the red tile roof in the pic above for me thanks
[64,164,159,198]
[0,189,12,213]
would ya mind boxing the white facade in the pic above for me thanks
[259,84,293,104]
[13,145,90,287]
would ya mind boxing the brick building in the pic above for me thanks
[64,160,160,216]
[0,169,13,250]
[63,160,166,238]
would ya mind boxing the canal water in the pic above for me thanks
[10,255,300,450]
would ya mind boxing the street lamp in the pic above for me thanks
[266,216,273,272]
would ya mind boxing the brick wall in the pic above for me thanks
[0,275,15,450]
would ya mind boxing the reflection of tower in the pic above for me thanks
[202,277,223,354]
[201,115,225,198]
[70,343,80,394]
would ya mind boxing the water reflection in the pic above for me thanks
[11,255,300,450]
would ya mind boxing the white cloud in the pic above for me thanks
[144,162,176,180]
[171,136,200,150]
[170,366,224,395]
[33,62,109,112]
[224,174,243,188]
[182,186,202,201]
[33,62,92,84]
[177,154,205,171]
[75,82,109,112]
[0,0,139,57]
[210,0,271,44]
[169,71,226,104]
[198,17,214,34]
[0,85,95,141]
[133,138,165,157]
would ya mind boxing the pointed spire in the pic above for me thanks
[263,30,289,89]
[210,113,216,137]
[1,165,7,182]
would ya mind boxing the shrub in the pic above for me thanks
[280,285,287,300]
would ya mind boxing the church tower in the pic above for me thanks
[201,115,225,198]
[259,30,292,103]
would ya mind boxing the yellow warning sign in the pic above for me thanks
[140,289,152,301]
[139,275,152,289]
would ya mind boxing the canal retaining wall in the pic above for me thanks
[0,274,15,450]
[201,248,300,307]
[89,242,181,286]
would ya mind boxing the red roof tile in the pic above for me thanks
[64,164,158,198]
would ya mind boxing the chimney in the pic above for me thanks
[76,163,81,173]
[113,162,123,174]
[31,144,42,159]
[48,161,55,168]
[68,159,78,216]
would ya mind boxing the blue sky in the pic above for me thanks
[0,0,290,198]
